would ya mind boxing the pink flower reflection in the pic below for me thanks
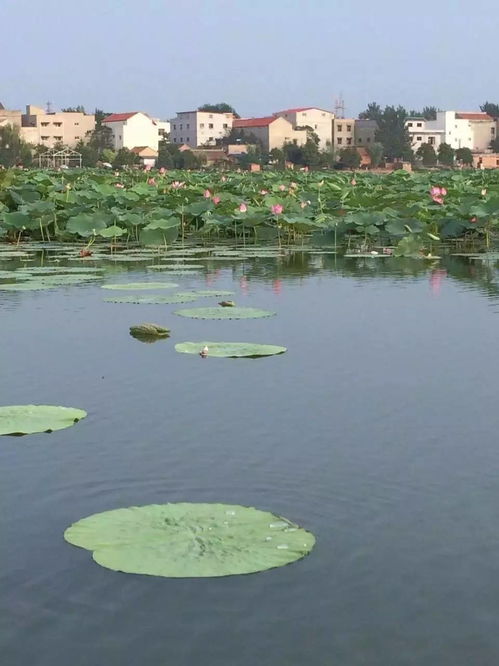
[429,269,447,295]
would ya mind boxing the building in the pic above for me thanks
[273,107,334,150]
[406,111,496,153]
[102,112,160,152]
[154,119,170,142]
[130,146,158,167]
[169,111,234,147]
[0,104,23,129]
[232,116,307,151]
[405,117,445,152]
[354,119,377,147]
[332,118,355,153]
[20,105,95,148]
[473,153,499,169]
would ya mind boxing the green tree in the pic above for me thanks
[455,147,473,166]
[112,148,140,168]
[409,106,438,120]
[269,147,285,168]
[198,103,240,118]
[480,102,499,118]
[416,143,437,166]
[358,102,382,121]
[375,106,413,160]
[0,125,33,167]
[338,147,361,169]
[61,105,86,113]
[75,140,99,167]
[438,143,455,166]
[367,142,384,167]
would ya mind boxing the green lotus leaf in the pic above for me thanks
[98,225,127,238]
[0,405,87,436]
[175,342,287,358]
[64,502,315,577]
[0,281,58,291]
[101,281,178,290]
[66,214,109,237]
[191,290,235,297]
[104,292,199,304]
[174,307,276,320]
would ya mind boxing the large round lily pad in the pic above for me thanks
[175,342,287,358]
[101,282,178,290]
[104,292,199,304]
[0,405,87,435]
[174,307,275,320]
[64,502,315,578]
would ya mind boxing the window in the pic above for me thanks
[302,112,307,117]
[208,136,213,141]
[407,122,413,127]
[346,124,352,132]
[41,122,49,127]
[180,124,183,130]
[417,122,422,127]
[173,138,177,143]
[337,137,343,145]
[314,124,318,129]
[54,135,62,140]
[209,114,213,118]
[173,124,176,130]
[491,127,496,135]
[186,123,190,129]
[358,137,363,143]
[416,136,422,141]
[337,124,343,132]
[53,122,62,127]
[74,122,79,126]
[186,137,190,142]
[75,135,80,139]
[208,123,214,129]
[180,137,183,142]
[223,123,228,129]
[428,136,435,145]
[346,137,352,145]
[321,113,325,117]
[200,123,204,128]
[367,137,371,143]
[118,134,122,139]
[41,135,49,140]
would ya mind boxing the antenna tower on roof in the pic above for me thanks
[46,100,53,113]
[334,95,345,119]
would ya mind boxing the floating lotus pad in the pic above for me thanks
[175,342,287,358]
[101,282,178,290]
[174,307,276,320]
[0,281,58,291]
[104,292,199,304]
[0,405,87,435]
[64,502,315,578]
[147,263,205,270]
[192,290,235,297]
[22,266,104,274]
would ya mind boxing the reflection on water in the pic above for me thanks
[1,246,499,666]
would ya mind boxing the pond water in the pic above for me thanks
[1,247,499,666]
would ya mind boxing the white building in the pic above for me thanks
[102,112,160,151]
[406,112,496,153]
[273,107,334,150]
[169,111,234,147]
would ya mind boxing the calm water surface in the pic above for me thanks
[1,249,499,665]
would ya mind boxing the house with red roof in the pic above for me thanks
[102,111,160,153]
[273,107,334,150]
[232,115,307,151]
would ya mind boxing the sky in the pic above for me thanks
[2,0,498,120]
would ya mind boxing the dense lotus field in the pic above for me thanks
[0,167,498,254]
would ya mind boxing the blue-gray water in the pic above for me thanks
[1,250,499,665]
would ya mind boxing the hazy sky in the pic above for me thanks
[2,0,498,120]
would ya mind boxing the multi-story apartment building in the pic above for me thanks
[332,118,355,153]
[169,111,234,147]
[20,105,95,148]
[354,119,378,147]
[232,116,307,151]
[406,111,496,153]
[102,112,160,151]
[273,107,334,150]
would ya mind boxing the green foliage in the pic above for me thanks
[198,102,240,118]
[112,147,140,168]
[438,143,455,167]
[61,105,86,113]
[416,143,437,166]
[338,147,361,169]
[0,125,33,167]
[367,142,384,167]
[480,102,499,118]
[175,342,287,357]
[0,405,86,435]
[456,147,473,166]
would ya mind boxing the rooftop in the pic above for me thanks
[275,106,332,115]
[456,112,493,121]
[233,116,278,128]
[103,112,140,123]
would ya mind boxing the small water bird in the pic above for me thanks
[218,300,235,307]
[199,345,209,357]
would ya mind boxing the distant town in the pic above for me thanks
[1,100,498,170]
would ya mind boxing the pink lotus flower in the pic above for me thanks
[238,203,247,213]
[159,167,166,174]
[271,204,284,215]
[147,178,156,186]
[204,189,212,198]
[430,185,447,204]
[300,201,308,209]
[114,183,125,189]
[171,181,185,189]
[260,189,269,195]
[351,178,357,186]
[144,165,152,172]
[221,175,227,182]
[279,184,286,191]
[481,188,487,196]
[432,195,445,205]
[470,216,477,223]
[212,196,221,205]
[290,182,298,189]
